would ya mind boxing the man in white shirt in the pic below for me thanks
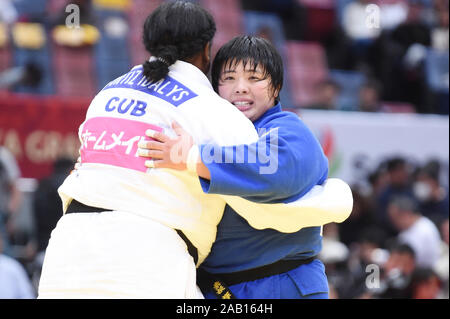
[388,195,441,268]
[0,229,35,299]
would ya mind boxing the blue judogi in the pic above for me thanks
[198,103,330,299]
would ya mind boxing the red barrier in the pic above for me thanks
[0,92,90,179]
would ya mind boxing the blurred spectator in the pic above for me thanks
[440,218,449,247]
[376,242,416,299]
[30,157,74,292]
[387,195,441,268]
[321,233,389,298]
[328,282,339,299]
[342,0,381,42]
[388,0,432,113]
[379,0,409,31]
[375,157,414,236]
[321,223,349,263]
[433,218,449,298]
[322,24,357,71]
[305,79,340,110]
[338,187,377,247]
[240,0,307,41]
[0,146,22,257]
[0,228,36,299]
[0,62,43,91]
[431,1,449,51]
[326,226,388,299]
[255,26,275,44]
[320,223,355,299]
[358,79,382,112]
[33,157,74,255]
[368,163,391,198]
[0,0,18,25]
[365,0,438,114]
[393,0,431,47]
[413,160,449,226]
[341,0,383,69]
[409,267,443,299]
[356,226,390,265]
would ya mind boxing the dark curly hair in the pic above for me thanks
[142,1,216,83]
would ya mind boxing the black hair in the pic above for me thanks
[388,195,420,215]
[410,268,440,287]
[388,242,416,258]
[317,79,340,91]
[386,157,407,172]
[419,159,441,181]
[142,1,216,83]
[211,35,284,102]
[358,226,388,248]
[53,157,76,175]
[362,78,382,95]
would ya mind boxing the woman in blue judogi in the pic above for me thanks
[140,36,349,299]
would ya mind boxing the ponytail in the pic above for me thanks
[141,1,216,83]
[142,45,179,83]
[142,60,168,83]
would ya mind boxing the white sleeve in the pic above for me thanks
[220,178,354,233]
[177,95,258,146]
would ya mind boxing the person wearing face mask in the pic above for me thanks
[138,36,347,299]
[413,160,449,227]
[376,157,415,237]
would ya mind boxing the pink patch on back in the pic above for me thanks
[80,117,162,172]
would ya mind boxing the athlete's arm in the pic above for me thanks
[138,121,352,232]
[139,115,328,204]
[138,122,211,179]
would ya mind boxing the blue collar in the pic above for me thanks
[253,102,282,127]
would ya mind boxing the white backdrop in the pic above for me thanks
[296,109,449,187]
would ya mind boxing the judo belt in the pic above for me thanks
[197,256,316,299]
[65,199,198,265]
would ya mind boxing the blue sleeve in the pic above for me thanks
[199,113,329,204]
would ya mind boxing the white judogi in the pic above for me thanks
[38,61,259,298]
